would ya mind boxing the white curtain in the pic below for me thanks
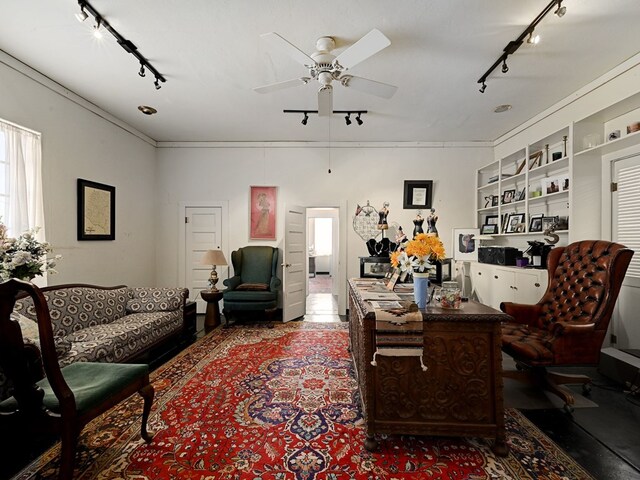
[1,121,45,241]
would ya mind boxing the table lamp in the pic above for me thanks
[200,250,228,292]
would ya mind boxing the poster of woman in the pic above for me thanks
[250,186,277,240]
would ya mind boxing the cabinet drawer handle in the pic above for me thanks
[494,275,499,279]
[478,272,482,275]
[535,282,540,287]
[513,286,518,290]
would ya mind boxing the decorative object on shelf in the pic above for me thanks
[403,180,433,209]
[562,135,568,156]
[365,237,396,258]
[200,250,228,292]
[412,211,424,238]
[476,0,567,93]
[529,213,544,232]
[529,151,543,169]
[480,224,498,235]
[517,188,526,201]
[627,122,640,134]
[484,196,493,208]
[77,178,116,241]
[542,217,560,245]
[552,151,563,161]
[352,200,380,241]
[561,176,570,191]
[515,158,527,174]
[484,214,499,225]
[608,130,621,141]
[452,228,479,262]
[506,213,526,233]
[582,133,601,149]
[545,144,550,164]
[0,221,61,281]
[492,195,499,206]
[439,280,462,309]
[543,178,560,195]
[250,186,277,240]
[426,208,438,236]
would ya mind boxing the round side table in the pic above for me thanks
[200,290,224,328]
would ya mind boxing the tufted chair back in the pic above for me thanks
[502,240,633,366]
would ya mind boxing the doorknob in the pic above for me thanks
[282,263,292,268]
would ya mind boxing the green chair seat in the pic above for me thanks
[0,362,148,415]
[223,290,277,302]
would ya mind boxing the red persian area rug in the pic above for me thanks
[13,323,594,479]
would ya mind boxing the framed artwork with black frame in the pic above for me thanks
[502,189,516,204]
[541,216,559,232]
[506,213,525,233]
[491,195,499,207]
[529,213,544,232]
[77,179,115,241]
[484,214,499,225]
[480,224,499,235]
[403,180,433,209]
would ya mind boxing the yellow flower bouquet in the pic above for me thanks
[390,233,446,273]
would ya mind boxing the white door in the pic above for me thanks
[185,207,223,313]
[283,205,306,322]
[611,156,640,349]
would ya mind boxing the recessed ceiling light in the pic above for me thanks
[138,105,157,115]
[494,104,512,113]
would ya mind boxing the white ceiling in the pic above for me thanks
[1,1,639,143]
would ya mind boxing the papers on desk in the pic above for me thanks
[359,291,401,301]
[370,300,403,310]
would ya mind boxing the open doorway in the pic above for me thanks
[306,208,339,316]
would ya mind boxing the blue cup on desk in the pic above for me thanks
[413,274,430,309]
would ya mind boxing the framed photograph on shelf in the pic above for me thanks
[452,228,480,262]
[501,214,509,234]
[543,178,560,195]
[560,176,570,192]
[506,213,526,233]
[502,189,516,204]
[484,214,499,225]
[529,213,544,232]
[541,216,559,232]
[480,224,499,235]
[77,178,115,241]
[517,188,526,201]
[555,216,569,230]
[491,195,499,207]
[403,180,433,209]
[250,185,277,240]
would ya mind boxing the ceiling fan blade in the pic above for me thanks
[334,29,391,70]
[341,75,398,99]
[254,78,309,94]
[260,32,315,67]
[318,87,333,116]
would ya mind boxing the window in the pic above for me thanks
[0,119,44,239]
[313,218,333,257]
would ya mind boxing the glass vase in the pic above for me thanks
[413,272,430,309]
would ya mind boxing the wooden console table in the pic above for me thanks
[348,279,509,456]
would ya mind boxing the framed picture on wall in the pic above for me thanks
[77,179,115,241]
[403,180,433,209]
[250,186,277,240]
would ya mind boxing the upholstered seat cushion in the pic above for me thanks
[0,362,148,414]
[223,290,277,302]
[502,323,555,364]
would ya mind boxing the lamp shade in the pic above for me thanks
[200,249,228,266]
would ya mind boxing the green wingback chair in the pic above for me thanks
[222,246,281,326]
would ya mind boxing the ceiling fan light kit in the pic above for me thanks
[255,29,398,115]
[477,0,566,93]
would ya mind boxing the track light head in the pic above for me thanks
[93,18,103,39]
[154,78,161,90]
[554,2,566,17]
[345,113,351,126]
[301,112,309,125]
[501,60,509,73]
[479,82,487,93]
[356,113,363,125]
[75,7,88,22]
[527,32,541,45]
[138,65,146,77]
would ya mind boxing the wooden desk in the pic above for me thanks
[200,290,223,328]
[348,279,508,456]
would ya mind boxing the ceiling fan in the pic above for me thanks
[254,29,398,116]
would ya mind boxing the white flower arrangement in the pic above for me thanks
[0,221,61,281]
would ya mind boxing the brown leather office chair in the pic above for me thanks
[0,279,154,480]
[500,240,633,412]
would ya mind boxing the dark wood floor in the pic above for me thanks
[2,315,639,479]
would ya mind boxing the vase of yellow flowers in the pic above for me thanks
[390,233,446,309]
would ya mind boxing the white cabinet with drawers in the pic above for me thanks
[469,263,548,310]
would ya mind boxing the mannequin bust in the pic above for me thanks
[378,202,389,230]
[413,211,424,238]
[426,208,438,236]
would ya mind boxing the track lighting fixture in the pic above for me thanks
[74,0,166,90]
[554,1,566,17]
[93,18,103,39]
[75,6,88,22]
[477,0,565,92]
[283,109,368,126]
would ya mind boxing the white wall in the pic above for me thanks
[0,56,158,286]
[155,145,493,287]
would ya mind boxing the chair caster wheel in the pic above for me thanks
[563,404,574,415]
[582,383,592,396]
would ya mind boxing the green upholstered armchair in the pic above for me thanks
[222,246,281,326]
